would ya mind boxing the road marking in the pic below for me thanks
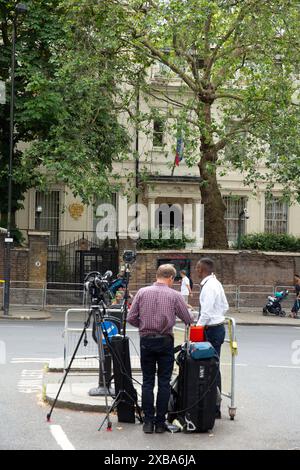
[0,325,34,328]
[18,369,43,394]
[268,365,300,369]
[11,358,50,364]
[50,425,75,451]
[221,362,248,367]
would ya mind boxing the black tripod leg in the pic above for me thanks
[46,315,92,422]
[94,319,112,431]
[98,394,122,431]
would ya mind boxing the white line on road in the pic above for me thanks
[11,358,50,364]
[50,425,75,451]
[267,365,300,369]
[18,369,43,394]
[0,325,34,328]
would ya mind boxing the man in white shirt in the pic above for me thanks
[180,270,192,304]
[196,257,229,418]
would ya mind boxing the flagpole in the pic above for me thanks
[171,159,176,177]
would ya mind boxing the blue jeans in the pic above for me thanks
[205,324,226,410]
[140,335,174,425]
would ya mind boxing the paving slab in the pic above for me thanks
[46,382,116,412]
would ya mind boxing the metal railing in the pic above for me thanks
[174,317,238,420]
[0,281,298,311]
[63,308,138,370]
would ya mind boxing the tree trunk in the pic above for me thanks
[196,98,228,249]
[198,146,228,249]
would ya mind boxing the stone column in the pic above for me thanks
[28,231,50,288]
[192,199,204,248]
[148,197,156,235]
[183,201,193,240]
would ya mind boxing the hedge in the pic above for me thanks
[137,229,194,250]
[236,233,300,252]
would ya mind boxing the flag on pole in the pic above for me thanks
[174,136,184,166]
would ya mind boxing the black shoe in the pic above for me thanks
[155,423,166,434]
[143,422,154,434]
[215,410,222,419]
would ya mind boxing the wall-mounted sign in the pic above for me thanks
[68,203,84,221]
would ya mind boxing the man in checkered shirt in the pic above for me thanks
[128,264,193,434]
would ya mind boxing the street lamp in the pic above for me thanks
[36,206,43,230]
[3,3,28,316]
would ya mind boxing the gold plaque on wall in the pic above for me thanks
[69,203,84,221]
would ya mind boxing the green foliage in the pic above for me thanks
[0,0,130,224]
[137,229,195,250]
[235,233,300,252]
[71,0,300,248]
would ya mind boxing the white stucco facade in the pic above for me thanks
[15,69,300,246]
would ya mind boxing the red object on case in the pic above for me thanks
[189,326,205,342]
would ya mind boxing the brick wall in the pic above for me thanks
[129,249,300,287]
[0,232,49,285]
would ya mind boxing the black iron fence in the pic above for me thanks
[19,229,119,284]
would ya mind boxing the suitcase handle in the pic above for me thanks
[185,414,196,432]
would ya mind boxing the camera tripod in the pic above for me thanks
[121,262,131,336]
[46,301,113,431]
[98,262,143,430]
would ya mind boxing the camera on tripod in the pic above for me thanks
[84,271,113,306]
[123,250,136,265]
[47,249,142,428]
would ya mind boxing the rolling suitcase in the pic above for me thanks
[177,344,219,432]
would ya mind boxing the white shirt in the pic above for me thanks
[197,274,229,326]
[181,276,190,296]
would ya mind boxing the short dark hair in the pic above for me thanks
[197,257,214,274]
[295,274,300,278]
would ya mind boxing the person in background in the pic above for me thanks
[196,257,229,419]
[180,270,192,304]
[290,274,300,318]
[127,264,193,434]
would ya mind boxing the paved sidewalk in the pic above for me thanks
[0,308,52,320]
[230,308,300,326]
[1,306,300,326]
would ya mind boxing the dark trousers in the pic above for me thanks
[205,324,226,410]
[140,335,174,425]
[292,299,300,314]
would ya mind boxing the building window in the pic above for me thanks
[35,191,60,245]
[223,196,247,243]
[155,203,183,233]
[153,118,165,147]
[265,197,288,234]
